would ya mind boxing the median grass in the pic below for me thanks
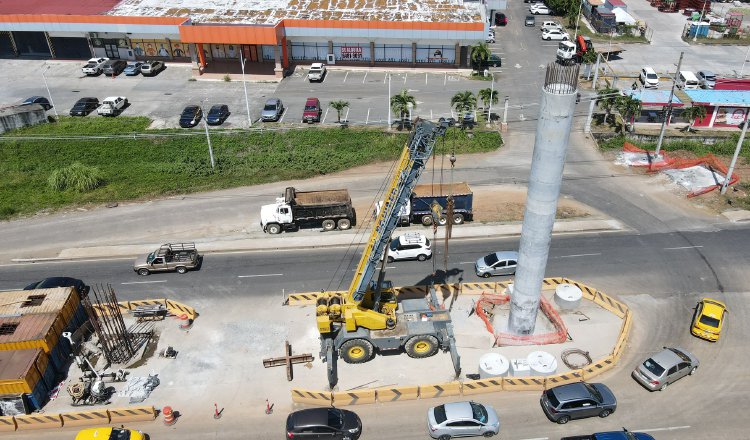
[0,117,502,220]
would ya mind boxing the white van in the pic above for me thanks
[677,71,700,90]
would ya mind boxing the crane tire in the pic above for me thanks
[340,339,374,364]
[404,335,439,358]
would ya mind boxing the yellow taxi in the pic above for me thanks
[691,298,727,342]
[75,427,144,440]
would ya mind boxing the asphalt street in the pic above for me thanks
[0,228,748,439]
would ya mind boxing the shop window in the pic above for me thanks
[415,46,455,64]
[373,45,411,63]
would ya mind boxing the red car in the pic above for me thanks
[494,13,507,26]
[302,97,322,123]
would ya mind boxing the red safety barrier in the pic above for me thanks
[475,293,568,346]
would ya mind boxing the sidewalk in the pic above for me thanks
[15,218,625,262]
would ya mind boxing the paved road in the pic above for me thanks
[1,227,748,439]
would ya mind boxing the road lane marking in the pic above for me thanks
[404,73,407,83]
[0,288,23,292]
[1,256,134,267]
[425,73,428,84]
[664,246,703,250]
[558,252,602,258]
[343,71,349,83]
[519,437,548,440]
[238,273,284,278]
[362,71,367,83]
[121,280,168,285]
[459,261,475,265]
[635,426,690,433]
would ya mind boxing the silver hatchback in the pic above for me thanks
[632,347,699,391]
[475,251,518,278]
[427,401,500,439]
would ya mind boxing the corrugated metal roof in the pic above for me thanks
[0,288,74,316]
[0,314,60,344]
[0,0,121,15]
[685,89,750,106]
[625,89,684,106]
[0,349,41,380]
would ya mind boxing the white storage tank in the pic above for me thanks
[510,358,530,376]
[555,283,583,311]
[527,351,558,376]
[478,353,510,379]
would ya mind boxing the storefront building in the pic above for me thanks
[626,89,750,128]
[0,0,489,76]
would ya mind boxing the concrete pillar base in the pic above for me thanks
[501,122,508,132]
[274,67,284,79]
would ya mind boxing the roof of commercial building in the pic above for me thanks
[107,0,484,25]
[0,349,42,380]
[0,288,75,317]
[0,0,121,15]
[686,89,750,106]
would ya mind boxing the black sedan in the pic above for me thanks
[69,97,99,116]
[21,96,52,111]
[179,105,203,128]
[206,104,230,125]
[24,277,89,296]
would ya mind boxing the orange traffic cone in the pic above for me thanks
[163,406,177,426]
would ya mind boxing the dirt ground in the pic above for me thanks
[471,186,594,222]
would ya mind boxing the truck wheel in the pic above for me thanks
[340,339,374,364]
[337,218,351,230]
[437,216,448,226]
[421,215,433,226]
[137,268,150,276]
[452,213,465,225]
[176,266,187,274]
[267,223,282,234]
[322,219,336,231]
[405,335,439,358]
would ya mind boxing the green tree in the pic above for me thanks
[329,100,350,123]
[470,43,491,71]
[450,91,477,116]
[615,95,642,132]
[390,89,417,123]
[597,86,620,124]
[681,104,707,131]
[478,88,499,117]
[581,49,598,65]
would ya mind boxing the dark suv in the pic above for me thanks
[179,105,203,128]
[302,97,322,123]
[102,60,128,76]
[286,407,362,439]
[540,382,616,424]
[69,97,99,116]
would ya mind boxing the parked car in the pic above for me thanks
[697,70,716,89]
[540,21,563,32]
[261,98,284,122]
[179,105,203,128]
[24,277,89,296]
[75,427,144,440]
[486,54,502,67]
[632,347,699,391]
[141,60,165,76]
[385,232,432,262]
[427,401,500,439]
[308,62,327,82]
[475,251,518,278]
[97,96,127,116]
[286,407,362,440]
[495,12,508,26]
[531,4,551,14]
[525,15,536,26]
[462,111,475,127]
[123,61,144,76]
[639,67,659,88]
[21,96,52,110]
[561,429,655,440]
[102,59,128,76]
[540,382,617,424]
[542,29,570,41]
[69,97,99,116]
[81,57,109,75]
[691,297,727,341]
[206,104,230,125]
[302,97,322,123]
[486,33,496,44]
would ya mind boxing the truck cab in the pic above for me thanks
[260,198,294,233]
[556,41,576,61]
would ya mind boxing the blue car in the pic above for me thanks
[561,430,655,440]
[124,61,144,76]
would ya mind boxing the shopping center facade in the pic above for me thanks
[0,0,501,76]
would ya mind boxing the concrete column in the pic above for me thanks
[328,40,333,60]
[370,42,375,67]
[283,38,290,68]
[411,42,416,67]
[274,43,283,78]
[505,63,579,335]
[454,43,460,68]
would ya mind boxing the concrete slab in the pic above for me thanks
[722,209,750,222]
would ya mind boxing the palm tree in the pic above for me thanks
[329,100,350,123]
[478,88,499,117]
[681,104,707,131]
[470,43,490,71]
[390,90,417,125]
[451,91,477,116]
[615,95,642,132]
[597,86,620,125]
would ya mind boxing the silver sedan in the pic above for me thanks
[632,347,699,391]
[427,401,500,439]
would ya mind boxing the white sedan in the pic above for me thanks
[531,4,551,14]
[542,29,569,40]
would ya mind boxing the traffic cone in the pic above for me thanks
[162,406,177,426]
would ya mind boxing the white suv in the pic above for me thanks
[640,67,659,88]
[385,233,432,262]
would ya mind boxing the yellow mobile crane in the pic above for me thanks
[316,120,461,388]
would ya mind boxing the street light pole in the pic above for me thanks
[573,0,584,41]
[488,74,495,122]
[655,51,684,157]
[721,114,748,194]
[239,48,252,127]
[387,73,391,127]
[201,99,215,169]
[41,65,58,118]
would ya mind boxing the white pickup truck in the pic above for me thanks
[81,57,109,76]
[308,63,327,82]
[98,96,128,116]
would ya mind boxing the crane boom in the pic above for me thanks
[348,120,447,303]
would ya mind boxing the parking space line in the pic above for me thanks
[238,273,284,278]
[557,253,601,258]
[322,107,330,123]
[634,426,690,433]
[384,74,388,84]
[121,280,168,285]
[362,71,368,83]
[366,108,370,124]
[404,73,407,84]
[343,71,349,83]
[425,73,428,85]
[459,261,474,265]
[664,246,703,250]
[344,107,350,122]
[279,109,286,123]
[444,73,447,86]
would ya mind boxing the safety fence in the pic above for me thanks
[92,298,198,320]
[290,278,633,407]
[0,406,156,431]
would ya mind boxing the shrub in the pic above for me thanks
[48,162,104,192]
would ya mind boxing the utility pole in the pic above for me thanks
[721,114,748,194]
[655,51,683,157]
[239,49,252,127]
[201,99,215,169]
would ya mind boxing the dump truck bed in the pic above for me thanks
[292,189,351,206]
[413,182,471,197]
